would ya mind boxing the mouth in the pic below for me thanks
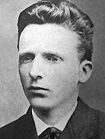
[27,86,49,98]
[28,86,49,91]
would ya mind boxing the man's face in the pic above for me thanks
[19,24,81,111]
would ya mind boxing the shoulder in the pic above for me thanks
[90,107,105,135]
[81,98,105,124]
[87,106,105,137]
[76,98,105,136]
[0,113,26,137]
[0,107,35,139]
[77,97,105,119]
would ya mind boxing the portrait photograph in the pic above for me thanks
[0,0,105,138]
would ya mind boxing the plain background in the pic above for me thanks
[0,0,105,127]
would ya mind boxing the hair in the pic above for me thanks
[17,0,94,62]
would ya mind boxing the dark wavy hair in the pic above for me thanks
[17,0,94,62]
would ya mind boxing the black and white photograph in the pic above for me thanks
[0,0,105,138]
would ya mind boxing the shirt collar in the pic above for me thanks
[32,101,77,136]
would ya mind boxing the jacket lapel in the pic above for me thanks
[15,106,39,139]
[19,98,94,139]
[60,97,92,139]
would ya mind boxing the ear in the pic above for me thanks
[79,60,93,83]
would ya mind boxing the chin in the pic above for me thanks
[29,98,54,111]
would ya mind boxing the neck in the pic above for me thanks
[33,98,77,125]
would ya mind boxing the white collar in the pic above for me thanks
[32,101,77,136]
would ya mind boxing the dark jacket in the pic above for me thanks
[0,97,105,139]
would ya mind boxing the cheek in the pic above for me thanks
[19,65,30,85]
[55,71,78,88]
[49,62,79,83]
[47,61,80,94]
[48,66,79,103]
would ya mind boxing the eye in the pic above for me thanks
[19,53,35,64]
[43,53,63,63]
[47,55,58,62]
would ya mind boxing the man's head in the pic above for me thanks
[18,0,94,62]
[18,0,94,111]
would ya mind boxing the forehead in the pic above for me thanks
[19,24,80,54]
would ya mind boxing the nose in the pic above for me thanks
[29,56,43,81]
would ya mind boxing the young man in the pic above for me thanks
[0,0,105,138]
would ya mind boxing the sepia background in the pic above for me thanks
[0,0,105,127]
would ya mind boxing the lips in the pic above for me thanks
[27,86,49,98]
[28,86,49,91]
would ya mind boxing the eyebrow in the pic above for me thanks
[19,51,64,60]
[42,52,64,60]
[19,52,34,58]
